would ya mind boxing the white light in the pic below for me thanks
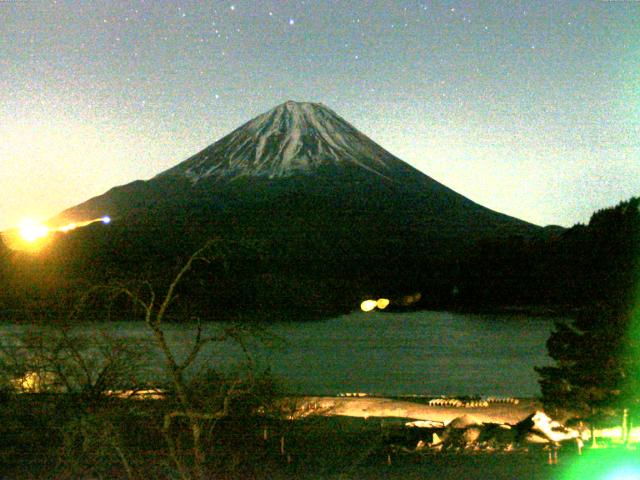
[101,216,111,224]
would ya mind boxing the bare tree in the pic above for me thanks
[0,321,150,479]
[100,240,271,480]
[0,240,276,479]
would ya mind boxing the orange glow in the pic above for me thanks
[400,292,422,306]
[11,371,59,393]
[58,222,78,232]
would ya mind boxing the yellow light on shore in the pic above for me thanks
[376,298,390,309]
[360,300,377,312]
[360,298,390,312]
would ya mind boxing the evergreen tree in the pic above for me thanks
[536,305,640,419]
[536,198,640,420]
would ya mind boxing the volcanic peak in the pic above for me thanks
[157,101,401,182]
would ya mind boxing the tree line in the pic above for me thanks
[535,198,639,425]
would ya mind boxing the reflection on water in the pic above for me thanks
[0,310,558,397]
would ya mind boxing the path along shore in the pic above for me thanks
[289,396,539,425]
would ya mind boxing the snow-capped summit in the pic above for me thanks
[157,101,404,182]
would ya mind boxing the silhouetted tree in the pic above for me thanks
[98,240,277,480]
[536,305,640,419]
[536,198,640,421]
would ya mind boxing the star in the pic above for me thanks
[289,18,295,25]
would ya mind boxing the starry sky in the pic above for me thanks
[1,0,638,231]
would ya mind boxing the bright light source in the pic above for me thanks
[560,449,640,480]
[376,298,390,309]
[101,215,111,224]
[18,219,49,243]
[604,467,640,480]
[360,300,377,312]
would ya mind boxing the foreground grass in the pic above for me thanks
[1,394,629,479]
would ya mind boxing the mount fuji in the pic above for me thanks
[47,101,541,317]
[55,100,534,230]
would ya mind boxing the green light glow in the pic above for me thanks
[559,449,640,480]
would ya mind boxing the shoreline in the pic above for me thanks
[288,396,541,425]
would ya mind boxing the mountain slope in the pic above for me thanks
[43,101,542,317]
[54,101,535,235]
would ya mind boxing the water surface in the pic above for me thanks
[1,310,558,397]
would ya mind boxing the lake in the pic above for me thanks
[2,310,560,397]
[0,310,559,397]
[254,310,558,397]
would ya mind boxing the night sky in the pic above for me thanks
[1,0,638,231]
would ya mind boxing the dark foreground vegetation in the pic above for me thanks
[529,198,640,461]
[4,395,634,480]
[0,395,594,480]
[0,387,277,479]
[0,197,637,478]
[0,243,283,479]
